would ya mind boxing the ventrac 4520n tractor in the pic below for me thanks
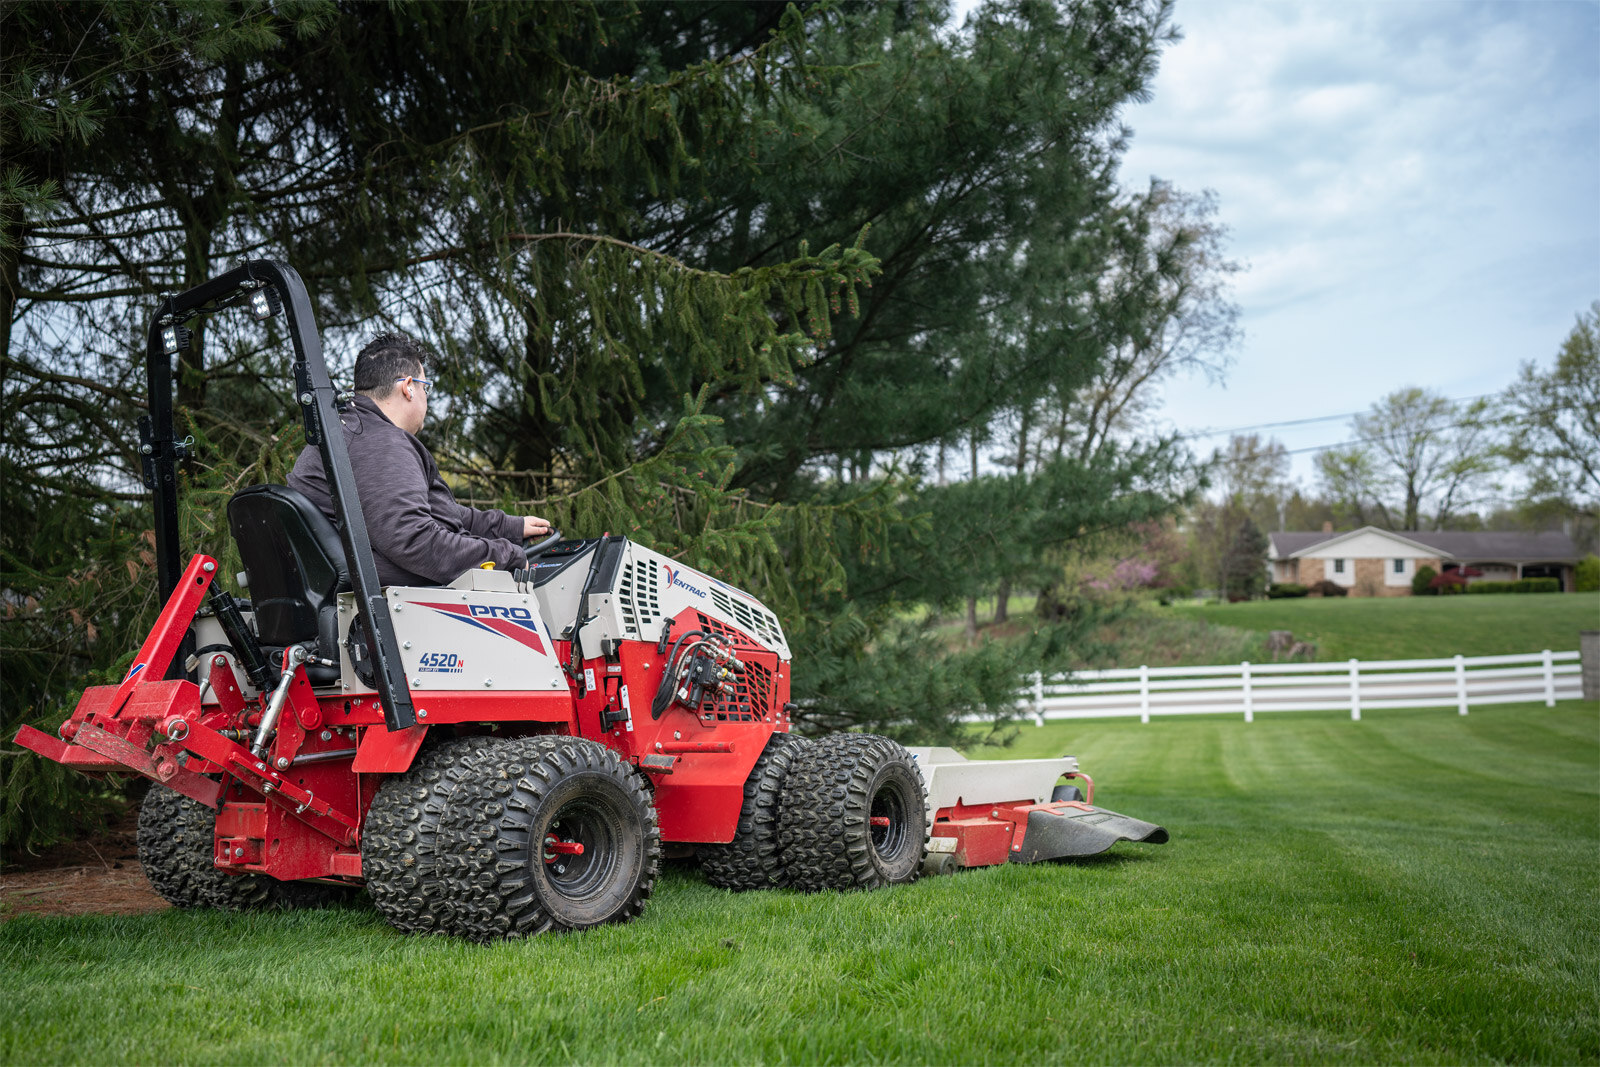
[15,262,1166,940]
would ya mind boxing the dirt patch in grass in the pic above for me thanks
[1,808,168,920]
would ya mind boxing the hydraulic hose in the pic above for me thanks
[651,629,707,719]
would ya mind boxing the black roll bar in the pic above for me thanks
[140,260,417,731]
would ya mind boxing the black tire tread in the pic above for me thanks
[137,785,310,910]
[698,731,811,891]
[440,736,659,942]
[360,735,502,934]
[779,733,928,892]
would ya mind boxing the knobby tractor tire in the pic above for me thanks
[137,784,330,910]
[361,735,502,935]
[440,736,660,943]
[779,733,929,892]
[698,731,812,891]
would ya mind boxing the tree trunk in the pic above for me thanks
[966,428,981,641]
[175,59,248,414]
[995,408,1027,624]
[510,315,560,496]
[0,209,17,362]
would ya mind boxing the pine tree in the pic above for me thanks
[2,0,1203,845]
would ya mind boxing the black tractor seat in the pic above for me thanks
[226,484,351,686]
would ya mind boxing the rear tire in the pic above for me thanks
[780,733,928,892]
[1051,783,1084,803]
[137,785,298,910]
[361,736,500,934]
[441,737,659,942]
[698,731,811,890]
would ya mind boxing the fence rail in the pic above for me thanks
[1018,650,1584,724]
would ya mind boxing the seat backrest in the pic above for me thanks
[226,485,351,672]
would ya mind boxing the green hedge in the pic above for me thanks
[1577,555,1599,593]
[1412,565,1438,596]
[1466,578,1562,595]
[1266,583,1308,599]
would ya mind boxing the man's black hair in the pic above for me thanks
[353,333,428,398]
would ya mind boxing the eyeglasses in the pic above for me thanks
[395,375,433,396]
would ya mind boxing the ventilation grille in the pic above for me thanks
[693,612,775,723]
[709,587,784,648]
[695,611,756,648]
[617,557,662,636]
[700,660,775,723]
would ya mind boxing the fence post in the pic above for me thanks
[1139,664,1150,725]
[1032,670,1045,727]
[1542,649,1556,707]
[1241,661,1253,723]
[1348,658,1361,721]
[1454,654,1468,715]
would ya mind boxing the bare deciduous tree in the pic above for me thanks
[1062,181,1242,463]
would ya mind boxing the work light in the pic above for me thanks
[249,285,282,320]
[162,325,192,354]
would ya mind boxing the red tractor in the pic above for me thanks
[15,262,1165,940]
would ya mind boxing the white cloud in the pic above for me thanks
[1120,0,1600,484]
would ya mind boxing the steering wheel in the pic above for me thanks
[524,529,563,560]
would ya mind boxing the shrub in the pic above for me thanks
[1308,580,1348,597]
[1412,565,1437,596]
[1577,555,1599,593]
[1266,583,1308,599]
[1430,570,1470,595]
[1465,577,1562,595]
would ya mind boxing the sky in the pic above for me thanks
[1107,0,1600,489]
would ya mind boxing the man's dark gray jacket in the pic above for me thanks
[288,394,524,586]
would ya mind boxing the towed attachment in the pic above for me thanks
[907,746,1167,871]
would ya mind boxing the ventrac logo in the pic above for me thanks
[661,563,706,599]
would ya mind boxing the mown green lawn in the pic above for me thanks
[4,701,1596,1064]
[1165,592,1599,662]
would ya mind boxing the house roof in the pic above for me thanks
[1269,532,1335,557]
[1272,526,1444,558]
[1268,528,1580,563]
[1402,530,1580,563]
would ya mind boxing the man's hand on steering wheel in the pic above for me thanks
[521,515,553,539]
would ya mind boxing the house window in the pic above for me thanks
[1334,559,1345,574]
[1393,559,1405,574]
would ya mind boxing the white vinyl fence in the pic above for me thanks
[1019,650,1584,725]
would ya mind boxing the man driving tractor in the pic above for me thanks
[287,332,552,585]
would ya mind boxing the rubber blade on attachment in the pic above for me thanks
[1015,805,1169,862]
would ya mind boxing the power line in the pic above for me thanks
[1179,393,1496,441]
[1267,402,1586,458]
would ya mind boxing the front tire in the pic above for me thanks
[442,737,660,942]
[780,734,928,892]
[698,731,811,890]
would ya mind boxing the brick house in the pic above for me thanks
[1267,525,1582,596]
